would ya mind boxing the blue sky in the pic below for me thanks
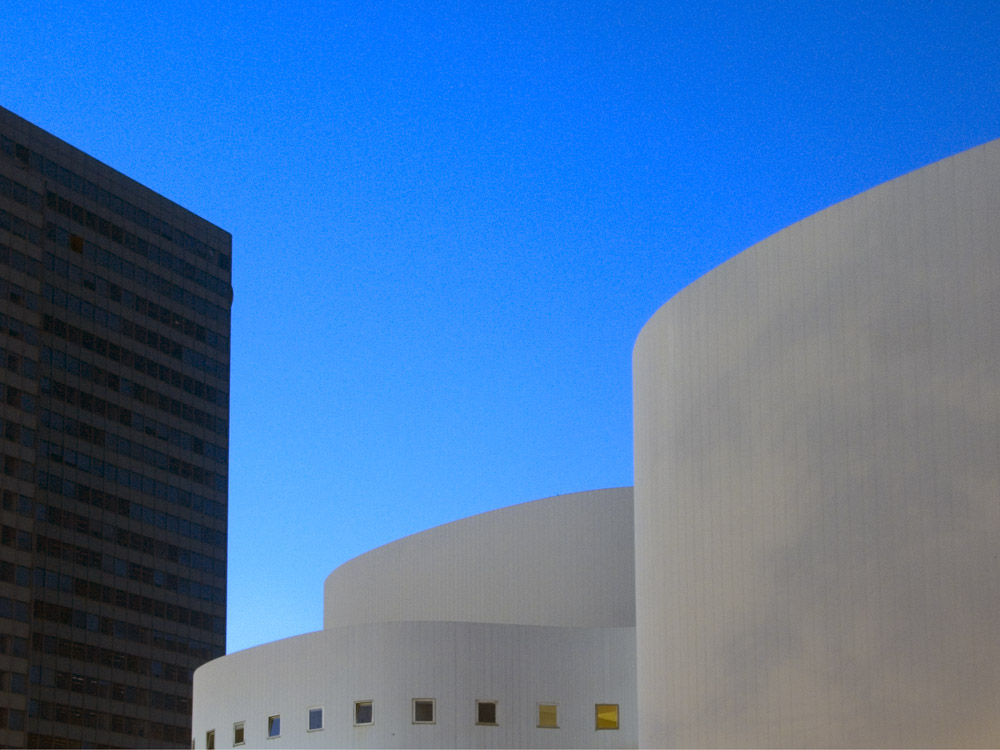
[3,1,999,653]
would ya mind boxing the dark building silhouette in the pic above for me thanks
[0,106,230,748]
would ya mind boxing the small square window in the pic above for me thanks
[476,700,497,726]
[537,703,558,728]
[308,706,324,731]
[595,703,619,730]
[206,729,215,749]
[354,701,373,726]
[412,698,435,724]
[267,715,280,738]
[233,721,244,746]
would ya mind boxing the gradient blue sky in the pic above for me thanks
[3,1,999,654]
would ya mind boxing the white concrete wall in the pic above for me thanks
[633,139,1000,747]
[324,488,635,628]
[192,622,637,749]
[196,489,637,748]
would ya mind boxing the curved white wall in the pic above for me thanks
[633,139,1000,747]
[193,622,636,749]
[324,487,635,628]
[195,489,637,749]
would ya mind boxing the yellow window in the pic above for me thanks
[595,703,619,730]
[537,703,558,728]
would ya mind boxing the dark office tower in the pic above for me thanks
[0,107,230,749]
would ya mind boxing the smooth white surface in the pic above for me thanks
[193,622,636,749]
[195,489,637,748]
[324,487,635,628]
[634,139,1000,747]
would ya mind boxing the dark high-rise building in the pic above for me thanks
[0,106,230,748]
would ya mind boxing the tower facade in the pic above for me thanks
[0,107,230,748]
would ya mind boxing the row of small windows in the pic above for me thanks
[8,533,223,625]
[0,172,44,212]
[0,241,42,277]
[46,187,231,295]
[25,554,222,633]
[1,416,36,448]
[2,345,38,378]
[42,347,229,436]
[38,471,227,546]
[43,288,228,380]
[40,433,226,492]
[6,510,224,613]
[25,700,188,744]
[47,223,230,323]
[30,666,190,715]
[0,670,27,694]
[47,251,228,351]
[34,531,226,608]
[5,489,226,576]
[1,131,227,273]
[2,383,36,414]
[41,405,227,471]
[46,281,229,380]
[42,378,228,464]
[0,274,39,311]
[207,701,620,746]
[32,631,208,686]
[0,310,37,345]
[0,207,43,246]
[44,314,228,407]
[32,599,219,660]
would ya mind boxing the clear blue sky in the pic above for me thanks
[3,1,999,654]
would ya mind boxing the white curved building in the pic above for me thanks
[634,137,1000,747]
[196,137,1000,748]
[193,488,637,748]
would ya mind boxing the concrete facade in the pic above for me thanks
[194,488,637,749]
[634,138,1000,747]
[195,138,999,748]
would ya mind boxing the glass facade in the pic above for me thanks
[0,106,230,748]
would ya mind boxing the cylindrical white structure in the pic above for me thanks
[324,488,635,629]
[633,140,1000,747]
[193,488,637,749]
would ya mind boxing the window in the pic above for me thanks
[233,721,244,746]
[476,700,497,726]
[308,706,323,731]
[267,715,280,738]
[205,730,215,749]
[354,701,373,726]
[595,703,619,730]
[412,698,435,724]
[537,703,558,728]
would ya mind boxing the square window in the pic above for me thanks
[595,703,619,730]
[476,700,497,726]
[206,730,215,749]
[354,701,373,726]
[308,707,324,731]
[412,698,435,724]
[267,715,280,738]
[233,721,244,746]
[537,703,558,728]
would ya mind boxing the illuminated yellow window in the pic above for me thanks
[537,703,558,728]
[595,703,619,730]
